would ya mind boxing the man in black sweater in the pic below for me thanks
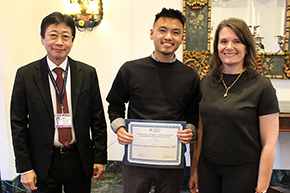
[106,8,200,193]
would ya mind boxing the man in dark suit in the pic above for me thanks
[10,12,107,193]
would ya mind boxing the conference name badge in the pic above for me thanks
[55,114,72,128]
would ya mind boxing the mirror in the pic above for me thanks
[211,0,287,53]
[183,0,290,79]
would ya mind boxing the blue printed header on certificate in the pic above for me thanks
[124,119,186,168]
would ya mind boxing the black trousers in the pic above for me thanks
[198,154,259,193]
[33,147,91,193]
[122,160,185,193]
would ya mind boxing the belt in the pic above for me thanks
[53,143,77,154]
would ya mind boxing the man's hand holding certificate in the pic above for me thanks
[116,127,134,145]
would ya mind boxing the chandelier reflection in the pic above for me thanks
[70,0,103,32]
[212,0,234,7]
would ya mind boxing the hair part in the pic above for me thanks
[40,12,76,42]
[210,17,257,82]
[154,7,186,28]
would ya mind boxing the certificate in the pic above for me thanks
[124,119,186,168]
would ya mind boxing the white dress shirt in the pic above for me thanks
[47,56,76,146]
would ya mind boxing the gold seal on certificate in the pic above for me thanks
[124,119,186,168]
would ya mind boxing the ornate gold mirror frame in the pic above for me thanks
[183,0,290,79]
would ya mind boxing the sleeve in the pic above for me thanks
[257,77,280,116]
[106,64,130,123]
[183,70,200,130]
[90,69,108,164]
[10,69,34,173]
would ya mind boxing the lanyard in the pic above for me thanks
[47,62,69,108]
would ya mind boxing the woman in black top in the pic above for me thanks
[189,18,279,193]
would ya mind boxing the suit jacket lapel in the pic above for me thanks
[33,57,54,120]
[69,57,84,118]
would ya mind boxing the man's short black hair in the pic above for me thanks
[40,12,76,42]
[154,8,186,27]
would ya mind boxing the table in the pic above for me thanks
[279,101,290,132]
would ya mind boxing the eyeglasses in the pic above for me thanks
[45,32,73,41]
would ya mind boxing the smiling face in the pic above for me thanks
[41,23,73,66]
[150,17,184,62]
[218,26,247,71]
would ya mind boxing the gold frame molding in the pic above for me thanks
[183,0,290,79]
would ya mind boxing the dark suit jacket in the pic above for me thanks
[10,56,107,181]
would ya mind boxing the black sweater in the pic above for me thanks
[107,56,200,128]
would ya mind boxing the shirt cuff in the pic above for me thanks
[21,170,34,175]
[111,118,125,133]
[186,123,197,140]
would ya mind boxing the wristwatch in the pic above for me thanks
[255,188,267,193]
